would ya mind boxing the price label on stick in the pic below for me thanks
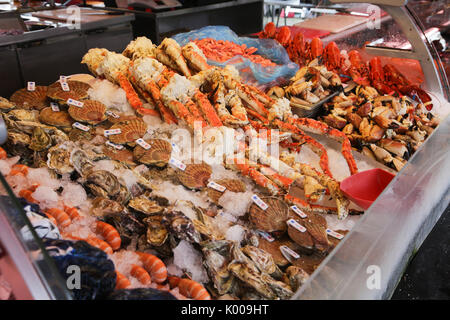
[27,82,35,91]
[104,129,122,136]
[169,157,186,171]
[135,138,151,150]
[105,141,124,150]
[287,219,307,233]
[50,102,60,112]
[291,205,307,218]
[106,111,120,118]
[257,230,274,242]
[251,194,268,210]
[207,181,226,192]
[72,122,90,132]
[279,245,300,260]
[67,98,84,108]
[326,229,344,240]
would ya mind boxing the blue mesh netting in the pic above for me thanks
[172,26,298,88]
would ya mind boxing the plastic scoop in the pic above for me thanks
[340,168,395,210]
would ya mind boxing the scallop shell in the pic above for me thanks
[0,97,15,112]
[177,162,212,190]
[68,128,93,142]
[108,119,147,145]
[39,107,73,127]
[10,86,48,110]
[133,139,172,167]
[248,196,289,234]
[68,100,107,125]
[258,237,299,267]
[287,213,329,253]
[102,145,135,165]
[207,178,246,204]
[106,112,139,124]
[47,80,91,103]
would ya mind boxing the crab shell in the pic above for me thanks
[68,100,107,125]
[176,162,212,190]
[10,86,49,110]
[133,139,172,167]
[39,107,73,128]
[248,196,289,234]
[47,80,91,104]
[108,119,147,145]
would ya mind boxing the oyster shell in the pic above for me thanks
[90,197,124,217]
[10,86,48,110]
[68,128,93,142]
[5,131,32,161]
[85,170,121,197]
[248,197,289,234]
[128,196,163,215]
[29,127,52,151]
[114,184,131,205]
[228,261,276,299]
[287,213,330,253]
[144,215,168,246]
[283,266,309,291]
[207,178,246,204]
[0,97,15,112]
[47,80,91,103]
[47,143,74,174]
[177,162,212,190]
[39,107,73,127]
[68,100,107,125]
[162,211,202,244]
[242,245,283,280]
[108,119,147,145]
[7,109,39,122]
[133,139,172,167]
[70,149,94,176]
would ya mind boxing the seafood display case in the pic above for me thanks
[0,0,448,300]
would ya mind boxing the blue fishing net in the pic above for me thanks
[172,25,298,89]
[44,239,116,300]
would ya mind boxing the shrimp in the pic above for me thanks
[63,205,81,221]
[18,189,38,204]
[45,208,71,228]
[95,221,121,250]
[130,264,151,285]
[169,277,210,300]
[9,164,29,176]
[0,147,7,160]
[115,271,131,290]
[63,233,113,255]
[136,252,167,283]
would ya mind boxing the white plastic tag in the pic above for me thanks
[106,111,120,118]
[27,82,35,91]
[50,102,60,112]
[104,129,122,136]
[61,81,70,92]
[252,194,268,210]
[72,122,90,132]
[105,141,124,150]
[136,138,151,150]
[169,157,186,171]
[290,205,307,218]
[257,230,274,242]
[279,245,300,260]
[207,181,226,192]
[326,229,344,240]
[67,98,84,108]
[171,142,181,153]
[287,219,307,233]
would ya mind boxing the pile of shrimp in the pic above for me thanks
[194,38,277,67]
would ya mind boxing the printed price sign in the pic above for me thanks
[72,122,90,132]
[279,245,300,260]
[207,181,226,192]
[104,129,122,136]
[326,229,344,240]
[252,194,268,210]
[105,141,124,150]
[136,138,151,150]
[67,98,84,108]
[50,102,60,112]
[106,111,120,118]
[290,205,307,218]
[287,219,306,233]
[257,230,274,242]
[169,157,186,171]
[27,82,35,91]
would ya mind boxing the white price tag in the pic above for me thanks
[27,82,35,91]
[287,218,307,233]
[60,75,68,82]
[326,229,344,240]
[257,230,274,242]
[290,205,307,218]
[105,141,124,150]
[136,138,151,150]
[169,157,186,171]
[61,81,70,92]
[171,142,181,153]
[72,122,90,132]
[279,245,300,260]
[106,111,120,118]
[207,181,226,192]
[67,98,84,108]
[251,194,268,210]
[50,102,60,112]
[104,129,122,136]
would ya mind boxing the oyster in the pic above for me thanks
[133,139,172,167]
[228,261,276,299]
[162,211,202,244]
[47,143,74,174]
[128,196,163,215]
[29,127,52,151]
[283,266,309,291]
[108,119,147,145]
[90,197,124,217]
[287,213,330,253]
[39,107,73,127]
[207,178,245,204]
[70,149,94,176]
[5,131,32,161]
[47,80,91,103]
[144,215,168,246]
[85,170,121,197]
[248,196,289,234]
[114,184,131,205]
[202,240,236,295]
[0,97,15,112]
[242,245,283,280]
[10,86,48,110]
[177,162,212,190]
[7,109,38,122]
[68,100,107,125]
